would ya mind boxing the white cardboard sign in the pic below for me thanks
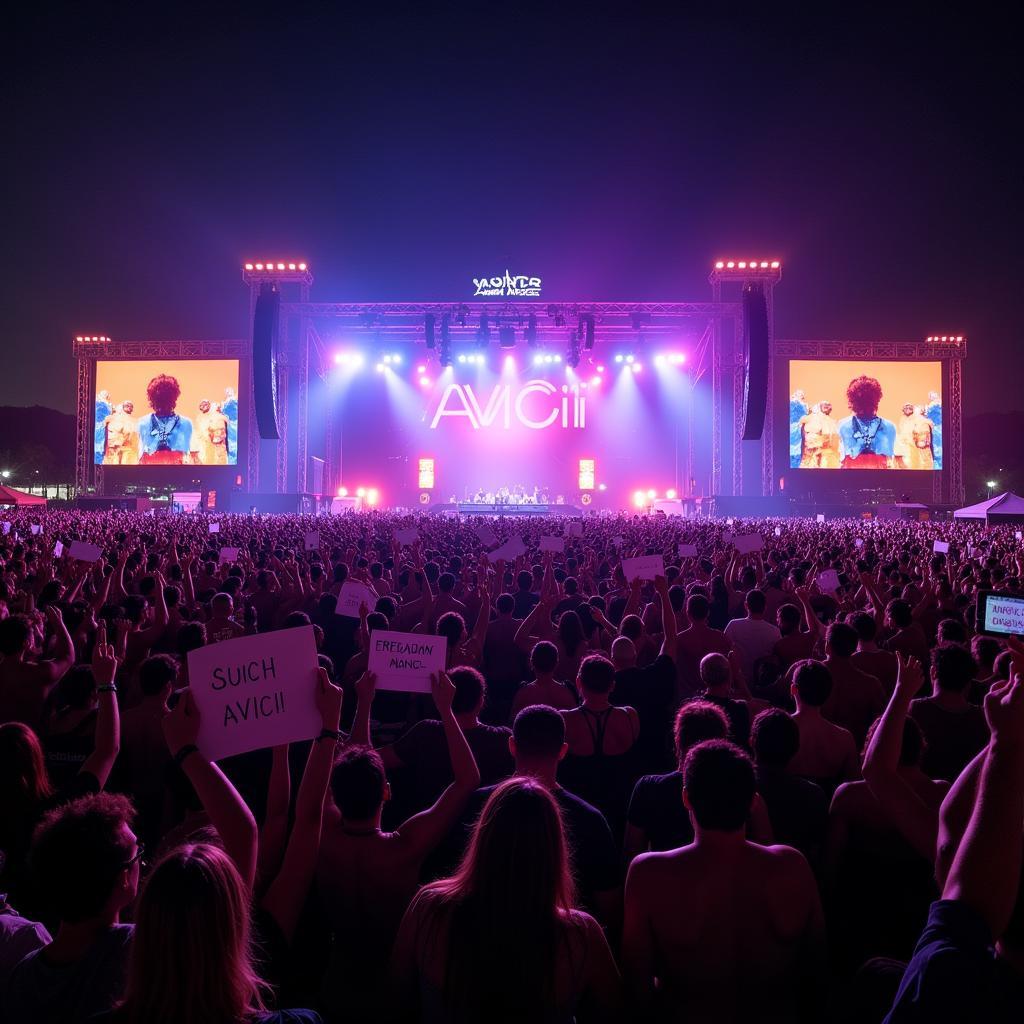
[488,536,527,562]
[678,543,698,558]
[188,625,321,761]
[733,534,764,554]
[622,554,665,581]
[818,569,841,593]
[68,540,103,562]
[774,526,782,537]
[219,547,240,564]
[53,541,64,558]
[1,522,10,535]
[209,522,220,534]
[933,540,949,554]
[336,580,377,618]
[816,514,825,523]
[368,629,447,693]
[394,528,420,546]
[304,531,320,551]
[30,524,41,535]
[539,535,564,553]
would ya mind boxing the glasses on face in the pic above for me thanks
[122,841,146,871]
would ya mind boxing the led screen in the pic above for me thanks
[94,359,240,466]
[788,360,942,470]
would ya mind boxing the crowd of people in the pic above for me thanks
[1,506,1023,1022]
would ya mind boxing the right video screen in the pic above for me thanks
[788,360,942,470]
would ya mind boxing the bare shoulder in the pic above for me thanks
[627,848,687,885]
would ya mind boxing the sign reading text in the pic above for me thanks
[368,629,447,693]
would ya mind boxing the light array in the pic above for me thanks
[74,335,111,342]
[713,260,781,270]
[925,335,965,343]
[632,487,678,507]
[243,261,308,271]
[336,485,379,506]
[531,353,564,365]
[653,353,687,367]
[457,354,487,365]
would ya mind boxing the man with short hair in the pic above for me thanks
[510,640,577,717]
[675,593,731,696]
[910,643,989,781]
[3,793,139,1022]
[482,591,526,720]
[205,592,246,644]
[0,608,75,730]
[787,659,861,792]
[823,622,886,748]
[724,589,781,684]
[695,651,752,749]
[623,739,825,1021]
[850,610,899,695]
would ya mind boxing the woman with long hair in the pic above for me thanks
[391,776,621,1023]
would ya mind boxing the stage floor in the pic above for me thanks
[432,502,585,516]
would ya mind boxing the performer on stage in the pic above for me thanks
[925,390,942,468]
[101,400,139,465]
[196,399,230,465]
[797,401,840,468]
[222,386,238,460]
[837,375,896,469]
[137,374,195,465]
[895,403,935,470]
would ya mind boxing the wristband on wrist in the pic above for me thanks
[173,744,200,767]
[316,728,343,743]
[97,684,118,693]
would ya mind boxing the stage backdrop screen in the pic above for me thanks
[94,360,240,466]
[788,360,942,470]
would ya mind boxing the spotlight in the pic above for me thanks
[625,355,634,364]
[458,354,467,364]
[351,353,365,368]
[417,364,427,374]
[590,376,601,386]
[598,483,607,491]
[383,355,393,364]
[375,363,386,373]
[666,488,677,500]
[633,490,646,508]
[356,487,366,498]
[499,326,516,349]
[419,376,432,387]
[334,353,345,364]
[338,486,348,497]
[391,353,402,365]
[654,355,665,367]
[647,489,657,499]
[614,355,624,364]
[366,488,379,506]
[504,354,516,370]
[424,313,436,349]
[544,354,554,364]
[553,354,562,364]
[533,354,544,366]
[631,363,642,373]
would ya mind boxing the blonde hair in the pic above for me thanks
[117,843,265,1023]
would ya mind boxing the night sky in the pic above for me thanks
[6,3,1020,416]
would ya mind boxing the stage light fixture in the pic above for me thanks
[499,326,516,349]
[633,491,645,507]
[424,314,436,349]
[647,489,657,499]
[625,355,634,364]
[504,354,516,370]
[567,331,581,368]
[543,354,554,364]
[526,313,538,347]
[338,486,348,497]
[614,355,624,364]
[598,483,607,492]
[366,488,379,506]
[596,365,605,373]
[533,354,543,366]
[458,354,467,364]
[334,353,344,364]
[356,487,366,498]
[383,355,393,364]
[591,376,601,386]
[666,488,677,500]
[375,363,386,373]
[553,354,563,364]
[715,261,725,269]
[654,355,665,367]
[631,363,642,373]
[439,315,452,366]
[477,311,490,349]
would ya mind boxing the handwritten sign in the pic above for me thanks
[622,554,665,581]
[188,625,321,761]
[219,547,240,564]
[678,543,698,558]
[539,535,564,553]
[209,522,220,534]
[933,540,949,554]
[1016,531,1022,541]
[984,595,1024,636]
[774,527,782,537]
[488,536,527,562]
[394,527,419,546]
[304,531,320,551]
[368,629,447,693]
[726,518,734,526]
[336,580,377,618]
[53,541,64,558]
[818,569,841,593]
[1,522,9,535]
[733,534,764,554]
[68,540,103,562]
[816,514,825,523]
[855,538,864,549]
[30,524,41,536]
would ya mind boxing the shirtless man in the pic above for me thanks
[675,593,731,697]
[895,403,935,470]
[798,401,840,468]
[317,670,480,1022]
[102,400,139,465]
[623,739,825,1022]
[195,399,230,465]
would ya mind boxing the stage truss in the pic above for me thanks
[773,338,966,505]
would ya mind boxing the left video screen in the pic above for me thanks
[94,360,240,466]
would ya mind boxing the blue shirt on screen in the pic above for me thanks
[837,415,896,461]
[136,414,194,455]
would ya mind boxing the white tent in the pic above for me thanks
[953,492,1024,523]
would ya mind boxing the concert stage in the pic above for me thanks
[435,503,585,517]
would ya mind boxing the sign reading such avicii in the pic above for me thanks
[429,380,587,431]
[473,270,542,297]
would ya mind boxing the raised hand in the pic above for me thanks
[983,673,1024,747]
[895,651,924,698]
[355,670,378,706]
[315,666,343,730]
[163,688,201,753]
[91,630,119,687]
[431,670,456,716]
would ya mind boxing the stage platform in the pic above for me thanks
[432,502,584,517]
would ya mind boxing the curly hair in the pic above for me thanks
[846,375,883,417]
[146,373,181,413]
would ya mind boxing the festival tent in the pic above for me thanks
[953,492,1024,524]
[0,485,47,507]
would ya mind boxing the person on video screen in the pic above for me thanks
[789,389,808,468]
[94,389,113,464]
[102,400,139,465]
[837,375,896,469]
[137,374,194,465]
[196,399,229,465]
[895,402,935,470]
[925,390,942,467]
[797,400,840,468]
[222,386,238,460]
